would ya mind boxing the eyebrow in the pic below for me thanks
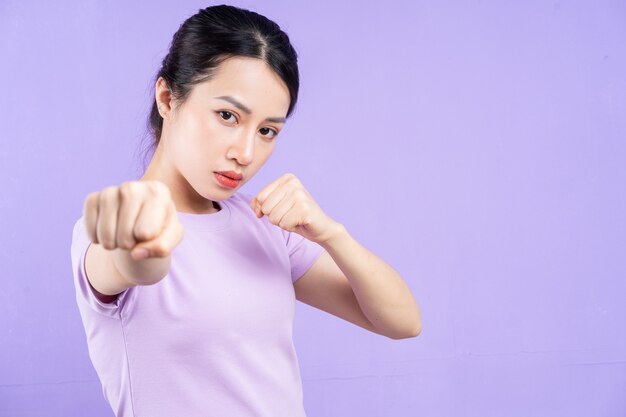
[214,95,287,123]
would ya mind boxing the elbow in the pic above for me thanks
[389,320,422,340]
[390,300,422,340]
[397,307,423,339]
[405,321,423,339]
[410,321,423,338]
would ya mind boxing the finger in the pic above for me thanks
[251,197,266,218]
[131,207,183,259]
[116,182,143,250]
[255,173,294,206]
[259,182,291,217]
[278,203,307,232]
[250,196,261,216]
[133,196,169,244]
[96,186,120,250]
[83,192,100,244]
[269,195,296,228]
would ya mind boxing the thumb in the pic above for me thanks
[249,197,262,218]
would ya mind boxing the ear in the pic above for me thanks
[155,77,174,117]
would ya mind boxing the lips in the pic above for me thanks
[215,170,243,180]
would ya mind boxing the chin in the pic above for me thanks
[207,185,241,201]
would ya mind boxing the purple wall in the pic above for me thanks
[1,1,624,416]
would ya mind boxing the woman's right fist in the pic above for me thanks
[83,180,184,260]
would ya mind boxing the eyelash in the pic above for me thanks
[217,111,279,139]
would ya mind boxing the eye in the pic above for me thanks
[218,111,238,124]
[259,127,278,139]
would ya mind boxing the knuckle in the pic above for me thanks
[287,174,299,185]
[119,181,138,198]
[134,223,159,241]
[133,227,151,241]
[146,180,164,197]
[100,187,119,203]
[155,180,169,192]
[158,183,172,199]
[86,192,99,204]
[101,239,116,250]
[299,201,311,214]
[84,193,98,212]
[118,236,135,250]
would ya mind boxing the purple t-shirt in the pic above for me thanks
[70,191,325,417]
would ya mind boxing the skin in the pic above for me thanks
[83,53,420,339]
[137,55,422,338]
[141,56,291,215]
[142,55,340,244]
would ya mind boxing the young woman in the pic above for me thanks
[71,4,421,416]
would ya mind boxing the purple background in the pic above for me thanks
[1,1,625,416]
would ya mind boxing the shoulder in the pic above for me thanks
[225,191,263,222]
[225,190,254,209]
[233,190,253,202]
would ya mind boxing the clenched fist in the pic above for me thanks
[82,180,184,261]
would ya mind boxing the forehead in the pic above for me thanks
[191,56,290,115]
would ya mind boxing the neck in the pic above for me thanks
[140,143,221,215]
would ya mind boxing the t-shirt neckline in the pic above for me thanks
[176,198,232,231]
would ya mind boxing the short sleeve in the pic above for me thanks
[70,217,133,317]
[280,228,325,283]
[237,190,325,283]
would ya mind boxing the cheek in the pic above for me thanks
[170,126,212,169]
[252,142,276,167]
[205,115,243,143]
[186,115,227,152]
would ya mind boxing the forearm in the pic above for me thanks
[319,223,422,339]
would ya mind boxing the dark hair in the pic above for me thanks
[137,4,299,172]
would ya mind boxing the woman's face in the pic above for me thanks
[149,56,291,213]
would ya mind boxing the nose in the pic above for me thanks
[227,129,255,166]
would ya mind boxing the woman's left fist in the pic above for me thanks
[250,173,341,244]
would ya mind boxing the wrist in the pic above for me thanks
[317,221,347,248]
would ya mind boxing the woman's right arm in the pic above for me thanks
[82,180,184,303]
[85,243,172,303]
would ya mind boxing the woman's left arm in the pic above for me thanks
[315,222,422,339]
[251,173,422,340]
